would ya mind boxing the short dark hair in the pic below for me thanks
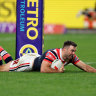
[63,40,77,48]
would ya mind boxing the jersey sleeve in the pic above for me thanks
[72,54,80,64]
[43,51,57,64]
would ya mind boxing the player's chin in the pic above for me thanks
[68,55,72,59]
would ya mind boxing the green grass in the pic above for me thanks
[0,33,16,59]
[0,33,96,96]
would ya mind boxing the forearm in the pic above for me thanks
[85,65,96,73]
[40,67,64,73]
[40,60,64,73]
[75,61,96,73]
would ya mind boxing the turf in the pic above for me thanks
[0,33,96,96]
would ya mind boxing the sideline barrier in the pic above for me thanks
[44,24,66,34]
[0,23,16,33]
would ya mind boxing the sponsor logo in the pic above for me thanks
[19,44,38,57]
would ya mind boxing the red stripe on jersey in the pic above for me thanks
[3,54,11,60]
[43,59,52,64]
[10,63,30,69]
[55,49,61,60]
[0,46,4,52]
[54,66,58,70]
[46,52,56,61]
[0,56,2,60]
[74,60,80,64]
[73,54,76,60]
[72,55,75,64]
[72,54,80,64]
[48,51,56,60]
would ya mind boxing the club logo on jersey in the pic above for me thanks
[46,52,55,61]
[46,53,49,56]
[74,55,79,62]
[19,44,38,57]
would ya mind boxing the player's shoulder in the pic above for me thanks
[72,54,79,59]
[46,48,60,53]
[45,48,60,57]
[44,48,60,61]
[71,54,80,64]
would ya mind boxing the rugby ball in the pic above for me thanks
[51,59,63,70]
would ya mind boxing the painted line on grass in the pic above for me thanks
[69,62,96,65]
[0,37,15,41]
[85,62,96,64]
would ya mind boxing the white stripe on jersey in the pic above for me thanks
[53,48,64,62]
[60,48,64,61]
[49,51,57,59]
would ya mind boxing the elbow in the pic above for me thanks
[40,68,46,73]
[40,67,49,73]
[40,69,44,73]
[40,64,48,73]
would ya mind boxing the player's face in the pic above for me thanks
[65,45,76,59]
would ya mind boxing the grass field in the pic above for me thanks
[0,33,96,96]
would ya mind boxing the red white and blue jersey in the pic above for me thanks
[43,48,80,65]
[33,48,80,71]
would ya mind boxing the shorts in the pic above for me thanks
[9,53,40,72]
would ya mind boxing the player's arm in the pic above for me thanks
[74,60,96,73]
[40,60,64,73]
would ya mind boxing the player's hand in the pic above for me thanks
[59,64,64,73]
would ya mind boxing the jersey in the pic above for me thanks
[33,48,80,71]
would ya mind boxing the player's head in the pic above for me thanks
[62,41,77,60]
[63,40,77,48]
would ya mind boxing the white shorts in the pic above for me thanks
[9,53,40,72]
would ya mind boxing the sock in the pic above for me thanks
[0,56,3,65]
[0,46,13,63]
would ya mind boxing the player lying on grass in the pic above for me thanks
[0,40,96,73]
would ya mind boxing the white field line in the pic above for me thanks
[69,62,96,65]
[85,62,96,64]
[0,37,15,41]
